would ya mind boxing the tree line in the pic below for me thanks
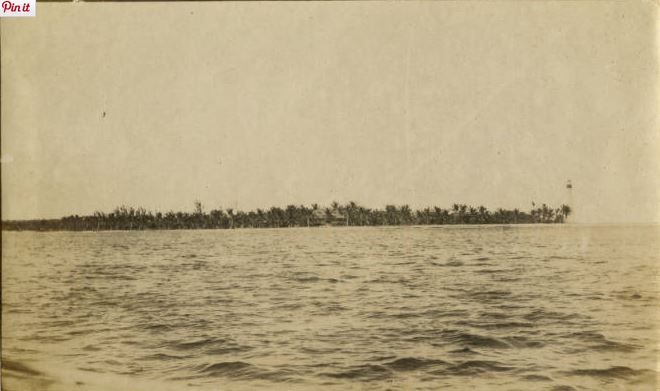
[2,201,571,231]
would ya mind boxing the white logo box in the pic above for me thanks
[1,0,36,17]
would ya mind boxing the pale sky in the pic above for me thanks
[2,1,659,223]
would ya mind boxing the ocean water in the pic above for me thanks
[2,225,659,391]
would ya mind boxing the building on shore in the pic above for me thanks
[311,208,346,226]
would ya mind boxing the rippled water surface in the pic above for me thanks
[3,225,659,390]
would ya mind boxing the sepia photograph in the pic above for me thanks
[1,1,659,390]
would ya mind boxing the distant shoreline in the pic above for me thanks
[2,202,571,232]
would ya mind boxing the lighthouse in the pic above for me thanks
[565,180,574,223]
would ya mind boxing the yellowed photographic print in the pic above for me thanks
[2,1,659,390]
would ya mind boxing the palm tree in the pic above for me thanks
[209,209,224,228]
[385,205,398,225]
[421,207,432,224]
[400,204,413,225]
[478,206,489,224]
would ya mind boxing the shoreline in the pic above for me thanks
[1,222,568,233]
[1,202,572,232]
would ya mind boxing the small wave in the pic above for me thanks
[89,299,122,306]
[564,331,639,352]
[388,312,423,319]
[421,309,469,318]
[292,276,322,283]
[170,337,225,351]
[322,364,392,380]
[459,289,514,304]
[42,320,77,327]
[467,289,512,299]
[84,273,138,281]
[205,345,253,355]
[299,347,343,355]
[392,260,417,265]
[522,374,552,381]
[454,320,534,330]
[82,345,102,352]
[494,276,523,282]
[200,361,253,376]
[449,347,478,354]
[194,361,298,382]
[564,366,656,380]
[384,357,447,371]
[523,309,579,322]
[441,330,512,349]
[144,353,191,361]
[66,328,97,336]
[140,323,174,332]
[433,360,514,376]
[366,276,411,284]
[2,360,44,376]
[474,268,508,274]
[503,336,545,348]
[273,303,305,310]
[20,334,72,343]
[551,386,577,391]
[1,359,60,391]
[478,311,511,319]
[5,308,31,314]
[77,367,105,373]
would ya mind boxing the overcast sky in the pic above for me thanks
[2,1,658,223]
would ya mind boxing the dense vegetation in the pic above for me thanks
[3,202,571,231]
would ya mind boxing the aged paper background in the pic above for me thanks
[1,2,659,391]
